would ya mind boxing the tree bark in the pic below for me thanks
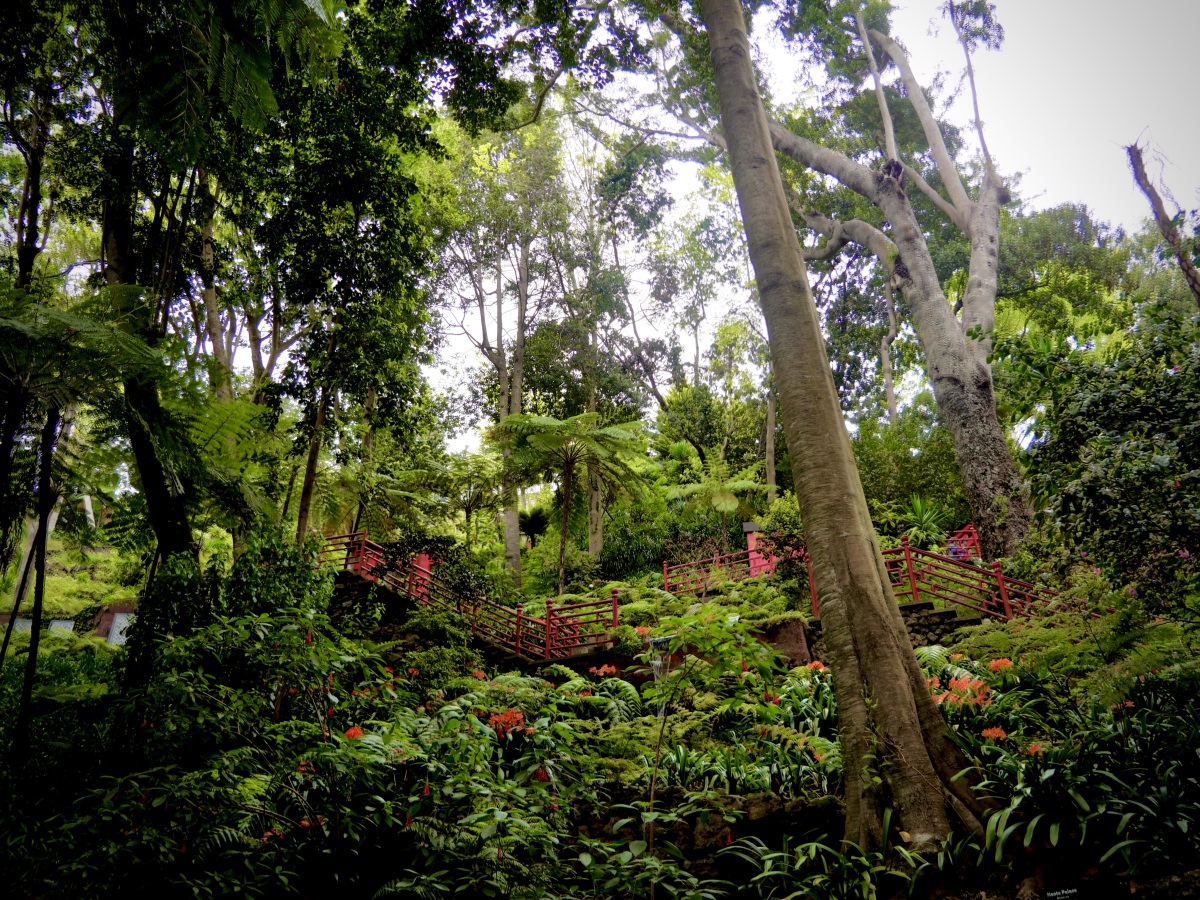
[198,170,233,399]
[1127,143,1200,309]
[881,287,899,421]
[295,383,331,544]
[766,118,1028,559]
[14,87,51,288]
[587,329,603,556]
[557,462,574,596]
[103,117,196,561]
[12,405,60,763]
[764,386,776,504]
[697,0,985,849]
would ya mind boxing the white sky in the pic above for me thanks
[881,0,1200,232]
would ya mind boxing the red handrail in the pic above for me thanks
[662,529,1062,623]
[323,532,619,662]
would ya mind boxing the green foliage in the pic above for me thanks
[852,396,971,530]
[1015,303,1200,618]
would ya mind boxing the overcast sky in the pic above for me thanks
[876,0,1200,232]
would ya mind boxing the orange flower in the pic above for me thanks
[471,670,487,679]
[989,658,1014,672]
[806,660,828,671]
[635,626,651,636]
[344,726,365,739]
[981,727,1007,740]
[1024,743,1044,756]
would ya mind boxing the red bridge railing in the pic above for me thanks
[663,531,1056,623]
[321,532,618,662]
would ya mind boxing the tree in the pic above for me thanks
[1017,303,1200,619]
[641,0,1030,559]
[1126,142,1200,309]
[439,121,571,585]
[694,0,985,849]
[492,413,642,594]
[666,456,764,554]
[518,506,551,548]
[443,452,502,544]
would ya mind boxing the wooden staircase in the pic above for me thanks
[664,524,1059,623]
[321,532,619,662]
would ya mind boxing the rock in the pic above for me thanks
[744,792,781,821]
[1133,869,1200,899]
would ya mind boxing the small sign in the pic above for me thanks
[107,612,134,646]
[1046,888,1079,899]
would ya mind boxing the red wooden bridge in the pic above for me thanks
[321,532,619,662]
[663,524,1056,622]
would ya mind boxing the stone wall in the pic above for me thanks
[803,601,982,663]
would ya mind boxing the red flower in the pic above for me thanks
[305,631,313,644]
[635,625,651,636]
[408,666,420,676]
[981,727,1007,740]
[344,726,365,739]
[535,767,550,782]
[806,660,827,671]
[989,658,1014,672]
[471,670,487,679]
[489,708,525,739]
[384,666,394,674]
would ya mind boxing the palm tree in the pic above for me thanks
[666,456,765,555]
[442,453,502,543]
[518,506,550,548]
[0,290,160,755]
[492,413,642,594]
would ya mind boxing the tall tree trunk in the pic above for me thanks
[0,388,33,570]
[351,389,377,534]
[754,25,1032,559]
[764,386,776,504]
[295,383,331,544]
[198,170,232,399]
[880,288,899,421]
[1127,143,1200,309]
[12,405,60,763]
[103,118,195,561]
[587,330,603,556]
[872,172,1028,560]
[15,88,51,288]
[557,462,574,596]
[697,0,985,850]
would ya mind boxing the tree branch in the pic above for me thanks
[948,6,993,169]
[856,10,897,161]
[766,118,878,200]
[901,162,969,230]
[868,28,973,219]
[1128,142,1200,308]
